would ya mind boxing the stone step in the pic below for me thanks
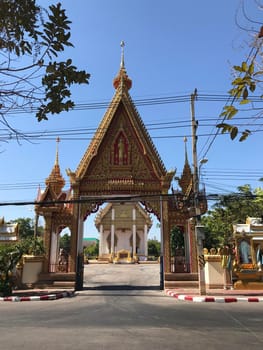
[165,280,199,289]
[38,272,75,282]
[34,281,75,289]
[165,272,198,281]
[52,281,75,288]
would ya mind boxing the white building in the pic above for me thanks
[95,202,152,261]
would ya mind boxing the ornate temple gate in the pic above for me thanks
[35,48,207,290]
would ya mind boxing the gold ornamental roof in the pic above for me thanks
[75,65,168,181]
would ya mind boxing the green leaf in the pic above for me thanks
[242,87,248,100]
[232,77,243,86]
[233,65,243,72]
[216,123,232,133]
[239,130,251,142]
[220,105,238,119]
[249,81,256,92]
[248,62,254,75]
[239,99,250,105]
[241,61,248,72]
[228,107,238,119]
[230,126,238,140]
[46,64,55,73]
[221,105,238,120]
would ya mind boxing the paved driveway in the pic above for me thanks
[83,263,161,290]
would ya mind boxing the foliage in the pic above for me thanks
[148,239,161,257]
[10,217,44,239]
[10,217,34,239]
[0,243,25,296]
[0,236,45,296]
[170,226,184,257]
[84,241,99,258]
[22,236,45,256]
[0,216,45,296]
[201,185,263,248]
[0,1,90,133]
[217,5,263,141]
[59,233,71,254]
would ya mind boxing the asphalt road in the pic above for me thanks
[0,264,263,350]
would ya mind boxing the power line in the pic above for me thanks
[0,191,261,208]
[2,93,263,116]
[1,116,263,142]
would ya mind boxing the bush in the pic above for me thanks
[148,239,161,257]
[0,244,25,297]
[0,237,45,296]
[84,242,99,258]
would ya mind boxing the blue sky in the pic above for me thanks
[0,0,263,239]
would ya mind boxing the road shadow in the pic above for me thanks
[83,284,160,291]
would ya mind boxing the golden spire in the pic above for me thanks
[184,136,188,164]
[45,137,65,195]
[113,41,132,90]
[179,137,193,194]
[55,136,60,166]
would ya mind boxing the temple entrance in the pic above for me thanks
[35,45,207,290]
[79,200,161,290]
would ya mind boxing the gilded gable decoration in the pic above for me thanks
[112,130,130,166]
[73,42,173,195]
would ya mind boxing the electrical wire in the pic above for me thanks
[1,114,263,142]
[0,190,262,207]
[1,93,262,117]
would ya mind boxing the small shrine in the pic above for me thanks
[95,202,152,263]
[0,217,19,243]
[233,217,263,289]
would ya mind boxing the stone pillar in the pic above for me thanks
[144,224,148,257]
[43,213,52,273]
[69,184,80,272]
[50,231,58,272]
[99,224,103,255]
[111,208,115,255]
[77,217,84,255]
[162,198,170,273]
[132,207,136,257]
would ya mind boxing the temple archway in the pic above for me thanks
[35,44,207,290]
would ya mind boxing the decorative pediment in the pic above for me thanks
[73,66,175,195]
[38,184,58,205]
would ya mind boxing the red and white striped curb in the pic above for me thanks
[0,291,75,302]
[165,289,263,303]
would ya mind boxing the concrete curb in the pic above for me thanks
[0,291,75,302]
[165,289,263,303]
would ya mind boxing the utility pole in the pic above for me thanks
[190,89,206,296]
[191,88,198,215]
